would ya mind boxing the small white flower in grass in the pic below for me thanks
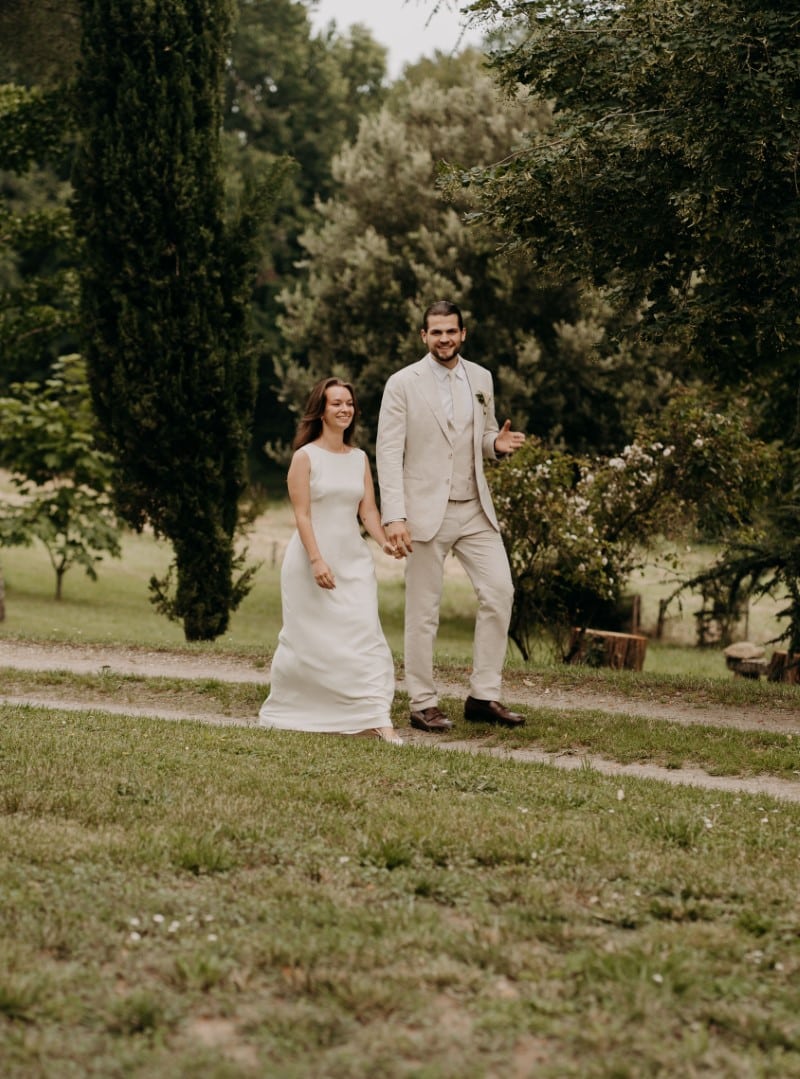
[207,933,218,943]
[153,914,165,924]
[616,789,625,801]
[518,807,529,814]
[693,437,704,448]
[775,962,785,972]
[662,447,673,457]
[168,921,180,933]
[129,931,141,943]
[703,817,713,829]
[338,856,350,864]
[129,917,141,928]
[761,817,770,824]
[652,973,663,985]
[204,915,214,922]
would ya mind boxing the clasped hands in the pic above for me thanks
[383,522,413,559]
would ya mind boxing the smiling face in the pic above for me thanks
[321,384,355,436]
[421,313,466,368]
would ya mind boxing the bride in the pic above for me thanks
[259,377,405,744]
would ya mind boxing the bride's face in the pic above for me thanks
[322,386,355,433]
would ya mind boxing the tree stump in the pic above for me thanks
[568,628,648,671]
[723,641,766,678]
[767,651,800,684]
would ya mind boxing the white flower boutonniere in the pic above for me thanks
[475,391,488,415]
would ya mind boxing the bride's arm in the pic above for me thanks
[287,449,336,589]
[358,457,403,558]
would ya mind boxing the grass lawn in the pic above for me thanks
[3,517,800,1074]
[2,703,800,1077]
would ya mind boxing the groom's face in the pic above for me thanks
[421,314,466,366]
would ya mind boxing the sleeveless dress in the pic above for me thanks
[259,444,396,734]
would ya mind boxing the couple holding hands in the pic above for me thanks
[259,300,527,745]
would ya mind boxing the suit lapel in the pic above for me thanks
[416,358,452,442]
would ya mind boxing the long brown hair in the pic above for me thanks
[292,377,359,450]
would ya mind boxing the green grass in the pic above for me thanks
[2,705,800,1076]
[0,528,790,688]
[4,522,800,1074]
[3,668,800,782]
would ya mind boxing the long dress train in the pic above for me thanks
[259,444,395,734]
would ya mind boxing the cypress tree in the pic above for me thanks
[73,0,270,640]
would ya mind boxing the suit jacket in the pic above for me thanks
[376,355,502,542]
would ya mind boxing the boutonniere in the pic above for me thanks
[475,391,488,413]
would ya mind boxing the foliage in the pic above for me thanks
[0,82,80,391]
[276,48,675,460]
[464,1,800,413]
[223,0,389,469]
[464,0,800,653]
[490,390,778,659]
[72,0,287,641]
[673,467,800,657]
[0,0,81,85]
[0,353,121,598]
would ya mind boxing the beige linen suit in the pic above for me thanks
[376,355,514,709]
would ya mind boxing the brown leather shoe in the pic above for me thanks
[464,696,525,727]
[410,706,453,732]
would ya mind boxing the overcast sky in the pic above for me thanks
[308,1,484,79]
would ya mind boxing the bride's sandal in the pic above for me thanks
[352,727,404,745]
[377,728,404,745]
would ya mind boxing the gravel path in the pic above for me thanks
[3,639,800,804]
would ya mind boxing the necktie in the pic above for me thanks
[448,368,469,429]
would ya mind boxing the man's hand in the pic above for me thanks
[385,520,414,555]
[494,420,525,456]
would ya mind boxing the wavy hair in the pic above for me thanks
[293,377,359,450]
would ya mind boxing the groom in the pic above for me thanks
[376,300,526,733]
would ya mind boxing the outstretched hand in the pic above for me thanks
[494,420,526,456]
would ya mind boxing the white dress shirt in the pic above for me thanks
[427,354,472,426]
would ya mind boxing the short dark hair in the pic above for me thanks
[293,377,358,450]
[422,300,463,330]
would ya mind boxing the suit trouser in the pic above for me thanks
[404,499,514,710]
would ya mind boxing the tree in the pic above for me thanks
[276,50,669,457]
[0,1,81,86]
[223,1,389,472]
[73,0,286,641]
[0,353,121,599]
[0,83,79,391]
[464,0,800,649]
[465,0,800,428]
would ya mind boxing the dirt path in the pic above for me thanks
[3,639,800,804]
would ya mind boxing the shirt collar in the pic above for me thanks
[427,353,464,380]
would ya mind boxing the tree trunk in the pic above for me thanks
[567,627,648,671]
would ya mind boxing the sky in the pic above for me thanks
[308,1,485,79]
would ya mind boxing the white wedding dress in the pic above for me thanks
[259,444,396,734]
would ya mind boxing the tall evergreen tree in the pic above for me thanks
[73,0,283,641]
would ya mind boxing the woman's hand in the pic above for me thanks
[311,557,335,589]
